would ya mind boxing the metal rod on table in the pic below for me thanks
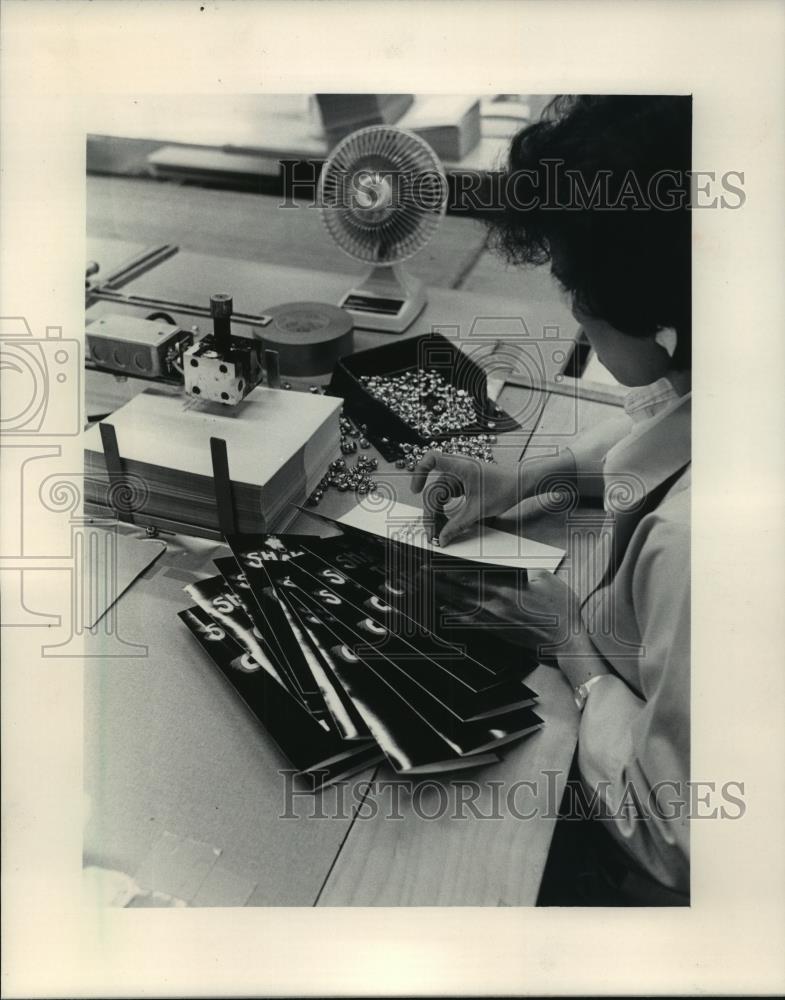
[91,288,272,327]
[501,373,627,407]
[210,293,233,354]
[264,349,281,388]
[102,243,180,290]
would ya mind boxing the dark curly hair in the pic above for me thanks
[487,95,692,369]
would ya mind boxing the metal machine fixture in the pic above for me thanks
[86,290,280,405]
[182,294,265,405]
[86,313,193,380]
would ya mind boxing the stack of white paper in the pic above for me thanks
[84,387,341,537]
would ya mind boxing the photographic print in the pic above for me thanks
[2,2,784,997]
[81,85,694,907]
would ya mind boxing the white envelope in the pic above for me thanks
[338,500,564,572]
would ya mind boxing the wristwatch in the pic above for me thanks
[573,674,610,712]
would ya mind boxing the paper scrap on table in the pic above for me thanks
[134,830,221,903]
[82,531,166,629]
[338,501,564,572]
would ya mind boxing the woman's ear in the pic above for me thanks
[654,327,678,359]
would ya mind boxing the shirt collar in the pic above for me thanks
[623,376,682,424]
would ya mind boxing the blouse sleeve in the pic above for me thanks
[577,514,690,892]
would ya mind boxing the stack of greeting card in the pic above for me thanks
[179,521,560,789]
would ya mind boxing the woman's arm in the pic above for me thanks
[555,411,633,501]
[573,516,691,891]
[412,413,632,545]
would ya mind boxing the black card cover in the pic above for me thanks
[211,555,328,717]
[301,537,499,686]
[260,561,503,773]
[183,573,300,701]
[287,549,539,722]
[221,536,370,740]
[179,605,381,787]
[273,565,543,757]
[300,535,540,700]
[215,555,371,743]
[220,535,338,715]
[294,516,540,678]
[292,742,383,791]
[284,592,503,775]
[281,589,503,774]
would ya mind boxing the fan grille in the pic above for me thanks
[319,126,447,265]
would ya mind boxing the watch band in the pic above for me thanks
[573,673,610,712]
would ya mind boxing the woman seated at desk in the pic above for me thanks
[413,95,691,904]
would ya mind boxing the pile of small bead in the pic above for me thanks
[306,408,498,507]
[359,369,478,437]
[339,413,372,454]
[394,435,496,471]
[307,454,379,506]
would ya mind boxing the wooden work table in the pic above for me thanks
[83,186,623,906]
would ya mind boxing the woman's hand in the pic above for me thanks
[432,568,587,660]
[410,451,522,547]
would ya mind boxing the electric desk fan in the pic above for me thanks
[319,125,448,333]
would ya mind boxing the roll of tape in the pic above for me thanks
[263,302,354,376]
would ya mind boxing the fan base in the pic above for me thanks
[338,265,426,334]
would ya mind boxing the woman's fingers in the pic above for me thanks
[438,504,476,547]
[411,450,477,493]
[409,450,487,548]
[410,450,443,495]
[420,472,453,540]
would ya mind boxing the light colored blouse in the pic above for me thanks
[568,378,691,893]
